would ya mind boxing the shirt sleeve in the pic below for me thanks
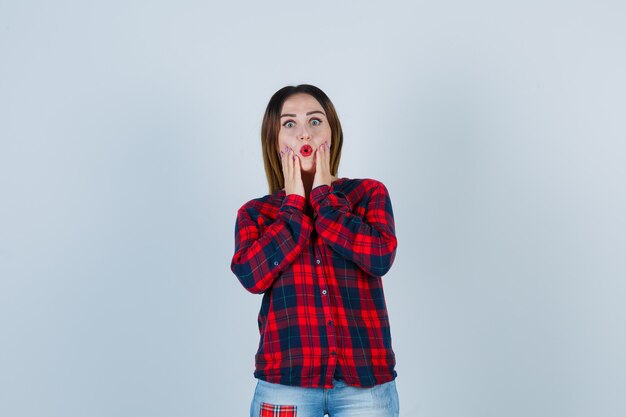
[231,194,313,294]
[309,180,398,277]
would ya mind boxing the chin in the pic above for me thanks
[300,163,315,173]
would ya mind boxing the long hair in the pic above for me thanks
[261,84,343,194]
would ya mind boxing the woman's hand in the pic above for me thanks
[312,142,335,189]
[281,146,305,197]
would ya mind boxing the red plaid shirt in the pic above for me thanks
[231,178,398,388]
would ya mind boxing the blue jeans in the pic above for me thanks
[250,378,400,417]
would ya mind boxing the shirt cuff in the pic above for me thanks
[309,184,331,213]
[280,193,307,212]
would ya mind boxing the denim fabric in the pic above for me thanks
[250,378,400,417]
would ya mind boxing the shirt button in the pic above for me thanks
[330,350,337,356]
[328,320,333,326]
[273,261,279,266]
[316,259,321,265]
[322,289,327,295]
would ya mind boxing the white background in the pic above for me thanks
[1,1,625,416]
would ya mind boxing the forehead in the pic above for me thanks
[281,93,324,114]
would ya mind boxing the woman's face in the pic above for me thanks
[277,93,332,173]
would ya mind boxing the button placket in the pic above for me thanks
[313,236,338,385]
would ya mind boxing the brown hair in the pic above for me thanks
[261,84,343,194]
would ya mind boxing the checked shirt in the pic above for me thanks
[231,178,398,389]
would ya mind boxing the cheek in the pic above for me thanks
[323,127,332,144]
[277,134,288,149]
[278,133,298,148]
[277,138,294,155]
[278,129,289,142]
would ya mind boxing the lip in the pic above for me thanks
[300,145,313,157]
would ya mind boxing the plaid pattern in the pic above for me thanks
[231,178,398,388]
[260,402,297,417]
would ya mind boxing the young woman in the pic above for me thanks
[231,84,399,417]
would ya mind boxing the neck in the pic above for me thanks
[299,170,339,200]
[301,171,315,200]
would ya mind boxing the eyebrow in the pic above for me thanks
[280,110,326,118]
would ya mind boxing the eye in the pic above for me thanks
[310,118,322,126]
[282,120,295,128]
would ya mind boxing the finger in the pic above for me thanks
[284,148,293,183]
[315,146,322,172]
[285,148,292,177]
[324,142,331,168]
[293,152,301,175]
[293,150,301,180]
[288,147,296,178]
[319,143,327,169]
[281,149,287,176]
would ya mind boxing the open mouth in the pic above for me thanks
[300,145,313,157]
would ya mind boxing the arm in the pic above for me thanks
[309,180,397,277]
[230,194,313,294]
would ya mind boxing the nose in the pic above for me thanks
[297,126,311,141]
